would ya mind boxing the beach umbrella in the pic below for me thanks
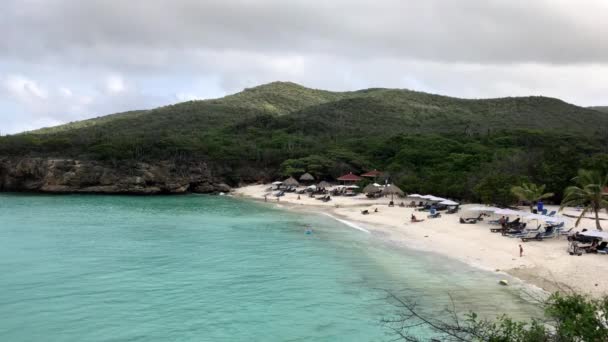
[363,184,381,193]
[373,183,382,187]
[317,181,331,189]
[439,200,459,206]
[382,184,404,201]
[495,208,526,216]
[307,185,317,190]
[283,176,299,187]
[468,206,499,212]
[272,181,283,185]
[579,230,608,241]
[427,196,446,202]
[346,185,359,189]
[408,194,422,198]
[525,213,565,224]
[421,195,445,202]
[299,173,315,181]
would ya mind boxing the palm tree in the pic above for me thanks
[560,169,608,230]
[511,182,554,212]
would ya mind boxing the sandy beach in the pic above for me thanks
[235,184,608,297]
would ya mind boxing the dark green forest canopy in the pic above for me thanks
[2,81,608,202]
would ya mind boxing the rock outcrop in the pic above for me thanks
[0,158,231,194]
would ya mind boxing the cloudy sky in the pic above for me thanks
[2,0,608,134]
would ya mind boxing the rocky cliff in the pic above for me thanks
[0,158,231,194]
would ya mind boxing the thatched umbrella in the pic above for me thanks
[318,181,331,189]
[299,173,315,182]
[283,176,300,187]
[363,184,381,194]
[382,184,404,201]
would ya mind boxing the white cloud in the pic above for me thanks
[104,74,127,94]
[3,75,48,101]
[2,0,608,133]
[59,87,73,97]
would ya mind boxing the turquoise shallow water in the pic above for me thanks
[0,194,539,341]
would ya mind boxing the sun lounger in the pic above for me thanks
[547,210,557,217]
[427,212,441,219]
[446,207,460,214]
[521,226,557,242]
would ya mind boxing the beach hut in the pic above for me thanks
[337,172,363,184]
[283,176,300,188]
[299,173,315,184]
[361,170,383,179]
[382,184,404,201]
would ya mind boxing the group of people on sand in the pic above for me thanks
[361,208,380,215]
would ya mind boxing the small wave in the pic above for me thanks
[322,213,370,234]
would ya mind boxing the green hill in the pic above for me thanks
[2,82,608,201]
[589,106,608,114]
[30,81,608,137]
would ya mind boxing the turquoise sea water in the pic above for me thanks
[0,194,539,341]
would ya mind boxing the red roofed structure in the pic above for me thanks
[361,170,382,178]
[337,172,363,183]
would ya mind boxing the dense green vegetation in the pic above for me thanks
[385,291,608,341]
[1,82,608,202]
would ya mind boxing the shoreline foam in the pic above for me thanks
[234,184,608,298]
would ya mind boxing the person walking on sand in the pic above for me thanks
[519,244,523,257]
[264,195,267,202]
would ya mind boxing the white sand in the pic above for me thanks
[235,184,608,297]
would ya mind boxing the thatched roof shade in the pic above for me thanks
[283,176,300,187]
[363,184,381,193]
[382,184,404,196]
[299,173,315,181]
[318,181,332,189]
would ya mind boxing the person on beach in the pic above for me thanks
[410,214,424,223]
[264,195,267,202]
[519,244,523,257]
[499,216,507,234]
[374,208,379,213]
[297,195,301,200]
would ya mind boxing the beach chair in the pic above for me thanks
[521,226,557,242]
[547,210,556,217]
[427,210,441,219]
[506,218,521,228]
[446,206,460,214]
